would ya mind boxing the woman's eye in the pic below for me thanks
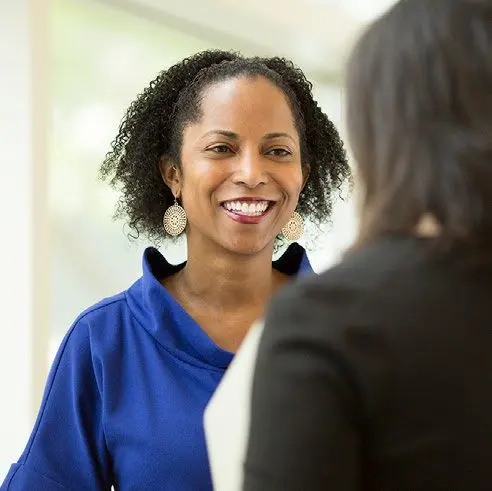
[268,148,291,157]
[208,145,231,153]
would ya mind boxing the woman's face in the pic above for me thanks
[164,75,308,255]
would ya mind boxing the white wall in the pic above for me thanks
[0,0,51,479]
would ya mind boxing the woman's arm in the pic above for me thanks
[1,317,113,490]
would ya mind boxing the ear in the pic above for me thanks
[301,164,311,191]
[159,156,182,198]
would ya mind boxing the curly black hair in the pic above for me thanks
[100,49,350,244]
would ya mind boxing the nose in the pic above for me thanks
[231,151,268,188]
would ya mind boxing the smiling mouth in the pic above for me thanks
[221,200,274,217]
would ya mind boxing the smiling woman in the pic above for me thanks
[160,75,308,255]
[1,50,349,491]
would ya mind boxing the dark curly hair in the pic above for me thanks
[100,49,350,244]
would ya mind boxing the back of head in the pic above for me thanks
[346,0,492,249]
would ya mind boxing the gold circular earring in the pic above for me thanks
[281,211,304,242]
[163,198,187,237]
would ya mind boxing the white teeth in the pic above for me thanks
[223,200,270,216]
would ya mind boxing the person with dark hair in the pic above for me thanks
[242,0,492,489]
[1,50,349,490]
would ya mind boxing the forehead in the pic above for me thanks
[195,76,299,138]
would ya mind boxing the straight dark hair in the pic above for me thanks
[346,0,492,250]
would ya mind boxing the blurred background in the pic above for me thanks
[0,0,395,477]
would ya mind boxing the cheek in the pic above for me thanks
[179,159,225,203]
[181,157,212,183]
[283,167,304,197]
[187,158,216,179]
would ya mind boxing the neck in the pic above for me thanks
[178,236,280,311]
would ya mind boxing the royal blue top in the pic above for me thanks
[2,244,313,491]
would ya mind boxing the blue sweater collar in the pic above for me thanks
[126,244,313,369]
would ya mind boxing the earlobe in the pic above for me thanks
[159,156,182,197]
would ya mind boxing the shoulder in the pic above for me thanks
[259,239,426,411]
[269,236,432,315]
[263,237,436,359]
[61,285,137,354]
[75,290,129,326]
[48,288,139,393]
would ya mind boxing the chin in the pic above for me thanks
[222,236,274,256]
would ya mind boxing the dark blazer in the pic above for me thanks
[244,236,492,491]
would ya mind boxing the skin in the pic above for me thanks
[160,76,309,352]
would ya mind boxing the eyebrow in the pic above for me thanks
[203,130,296,143]
[262,132,296,143]
[203,130,239,139]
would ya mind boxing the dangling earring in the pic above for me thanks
[163,198,187,237]
[281,211,304,241]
